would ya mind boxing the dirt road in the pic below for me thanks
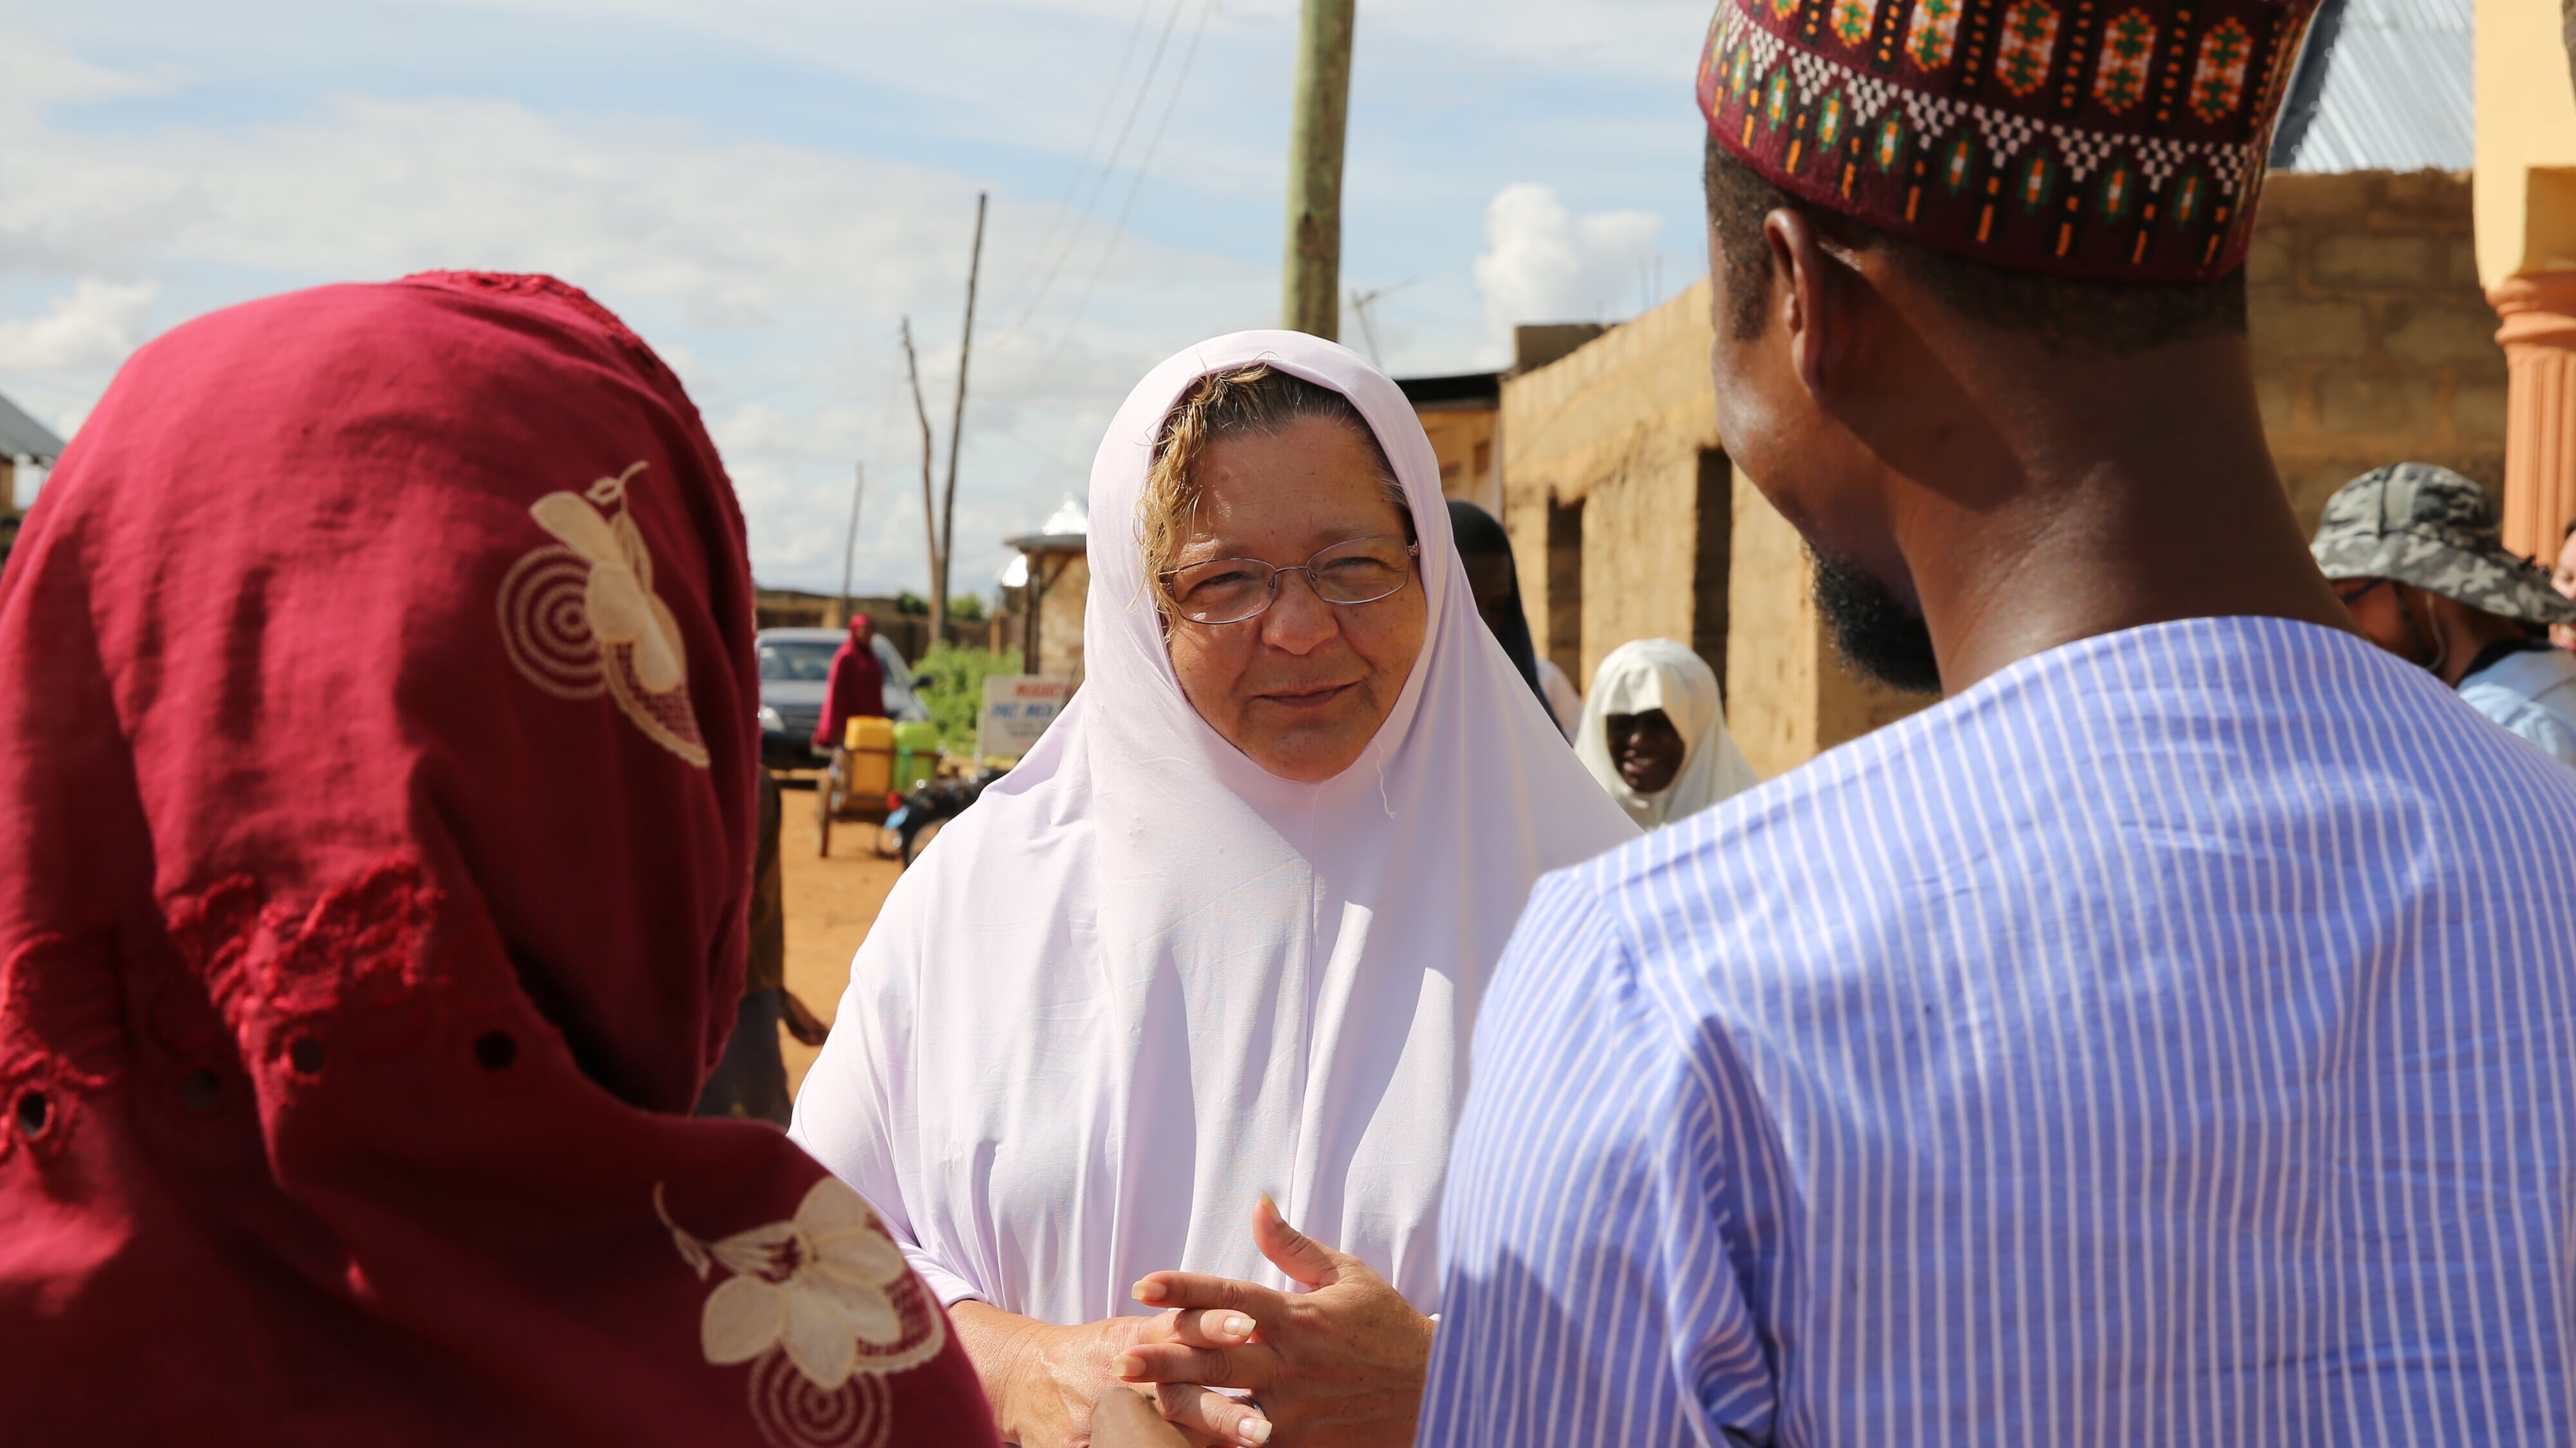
[775,778,907,1099]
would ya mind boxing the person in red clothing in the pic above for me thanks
[0,272,997,1447]
[815,613,889,752]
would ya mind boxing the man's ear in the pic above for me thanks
[1763,208,1854,400]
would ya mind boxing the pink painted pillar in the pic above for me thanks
[2493,270,2576,558]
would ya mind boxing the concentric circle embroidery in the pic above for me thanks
[498,462,708,767]
[497,546,606,699]
[748,1351,895,1448]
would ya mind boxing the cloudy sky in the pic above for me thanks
[1,1,1715,596]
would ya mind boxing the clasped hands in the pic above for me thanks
[983,1194,1432,1448]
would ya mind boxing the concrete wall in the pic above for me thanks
[1500,279,1930,773]
[1032,554,1090,684]
[2251,170,2508,523]
[1501,168,2507,776]
[2472,0,2576,287]
[1722,465,1936,777]
[1418,406,1501,514]
[1502,281,1721,687]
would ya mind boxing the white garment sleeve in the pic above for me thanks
[1536,658,1584,743]
[787,965,986,1307]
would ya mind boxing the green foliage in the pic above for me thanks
[893,590,931,616]
[913,643,1018,755]
[948,593,989,623]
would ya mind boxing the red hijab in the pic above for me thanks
[816,615,888,748]
[0,274,996,1446]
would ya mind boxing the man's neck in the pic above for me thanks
[1889,332,2355,694]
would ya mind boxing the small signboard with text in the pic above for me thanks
[976,675,1073,762]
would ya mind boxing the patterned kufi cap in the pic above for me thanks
[1697,0,2319,281]
[2311,463,2576,627]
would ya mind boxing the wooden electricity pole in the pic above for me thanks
[900,318,938,638]
[935,192,989,647]
[836,462,866,627]
[1282,0,1355,340]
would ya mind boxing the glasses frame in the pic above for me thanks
[2334,576,2390,608]
[1160,534,1422,627]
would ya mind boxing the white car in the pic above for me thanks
[756,627,929,768]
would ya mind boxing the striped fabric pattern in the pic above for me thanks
[1420,617,2576,1447]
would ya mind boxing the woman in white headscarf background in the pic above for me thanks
[789,332,1636,1448]
[1573,637,1760,830]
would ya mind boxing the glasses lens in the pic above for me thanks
[1170,559,1276,624]
[1309,536,1412,605]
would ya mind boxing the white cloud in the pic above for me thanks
[0,277,156,373]
[1472,182,1663,364]
[0,28,167,122]
[0,53,1269,595]
[401,0,1709,88]
[0,5,1709,590]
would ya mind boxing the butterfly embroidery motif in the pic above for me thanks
[498,461,709,766]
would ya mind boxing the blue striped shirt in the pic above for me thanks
[1421,617,2576,1447]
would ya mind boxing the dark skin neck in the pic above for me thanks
[1719,211,2357,697]
[1882,326,2353,692]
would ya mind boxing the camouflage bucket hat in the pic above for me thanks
[2311,463,2576,626]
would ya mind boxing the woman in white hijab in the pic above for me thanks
[1573,637,1761,830]
[789,332,1635,1448]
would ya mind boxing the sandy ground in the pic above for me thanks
[773,775,907,1100]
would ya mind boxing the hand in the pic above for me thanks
[780,989,831,1046]
[1121,1195,1434,1448]
[950,1301,1249,1448]
[1091,1388,1192,1448]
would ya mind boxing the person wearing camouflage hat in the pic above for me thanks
[2313,462,2576,766]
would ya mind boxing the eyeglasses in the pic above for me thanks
[2334,578,2389,607]
[1161,534,1420,626]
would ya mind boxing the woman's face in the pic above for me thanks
[1605,709,1688,794]
[1164,416,1428,782]
[1461,552,1520,641]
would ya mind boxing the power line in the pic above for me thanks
[1000,0,1192,343]
[1036,0,1215,378]
[995,0,1159,321]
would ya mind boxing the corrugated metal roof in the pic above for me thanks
[2272,0,2474,174]
[0,390,63,464]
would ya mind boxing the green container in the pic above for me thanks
[892,720,942,793]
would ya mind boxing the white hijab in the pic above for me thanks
[1573,637,1761,830]
[788,332,1637,1324]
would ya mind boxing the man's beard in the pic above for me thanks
[1808,545,1943,695]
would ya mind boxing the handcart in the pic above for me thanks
[814,717,945,858]
[814,716,896,858]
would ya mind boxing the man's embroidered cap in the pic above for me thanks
[1697,0,2320,282]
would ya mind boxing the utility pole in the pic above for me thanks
[1282,0,1356,340]
[936,192,989,648]
[836,462,866,628]
[900,319,938,641]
